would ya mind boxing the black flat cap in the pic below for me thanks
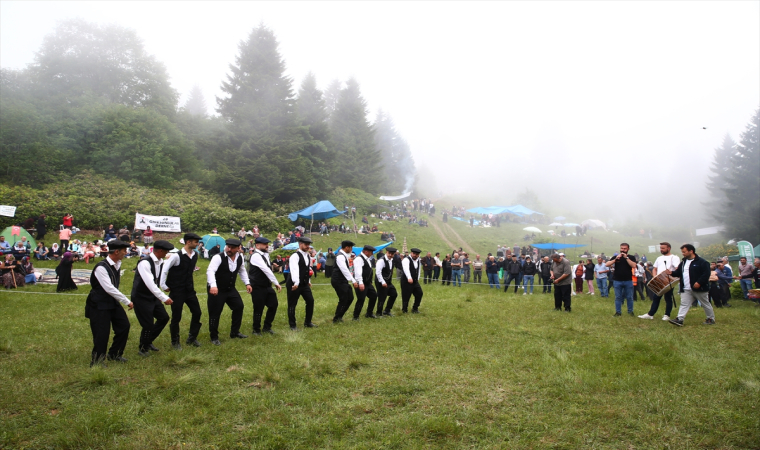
[410,248,422,254]
[107,240,129,249]
[363,245,376,252]
[298,236,313,244]
[341,240,355,248]
[386,247,397,253]
[153,240,175,251]
[255,236,270,244]
[183,233,202,241]
[225,238,242,247]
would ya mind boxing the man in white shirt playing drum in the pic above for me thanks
[638,242,680,321]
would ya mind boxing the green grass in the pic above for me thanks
[2,217,758,449]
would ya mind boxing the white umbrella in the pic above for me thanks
[549,222,563,226]
[582,219,607,230]
[563,223,580,227]
[523,226,542,233]
[554,216,566,221]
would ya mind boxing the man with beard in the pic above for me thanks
[375,247,399,317]
[206,238,252,345]
[132,240,175,357]
[668,244,715,326]
[638,242,680,321]
[160,233,203,349]
[401,248,424,313]
[248,236,282,335]
[353,245,378,320]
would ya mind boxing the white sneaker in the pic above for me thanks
[661,315,670,321]
[590,293,595,296]
[523,293,527,296]
[638,314,654,320]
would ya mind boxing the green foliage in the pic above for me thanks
[327,187,384,215]
[375,110,415,195]
[0,172,291,233]
[697,243,739,262]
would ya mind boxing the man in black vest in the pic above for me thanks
[87,240,133,367]
[248,236,281,335]
[159,233,203,350]
[375,247,399,317]
[353,245,378,320]
[401,247,424,313]
[132,240,175,357]
[287,236,318,331]
[206,238,251,345]
[332,240,358,323]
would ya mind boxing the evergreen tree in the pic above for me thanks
[296,72,334,193]
[215,25,322,208]
[323,79,342,120]
[330,78,383,193]
[705,133,736,208]
[183,85,208,117]
[374,110,415,194]
[714,108,760,243]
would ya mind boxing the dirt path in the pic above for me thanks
[442,222,476,254]
[429,219,458,251]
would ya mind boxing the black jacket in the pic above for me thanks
[670,255,710,293]
[522,262,537,276]
[504,260,521,275]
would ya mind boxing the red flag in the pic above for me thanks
[11,226,20,236]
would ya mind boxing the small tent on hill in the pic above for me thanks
[0,226,36,249]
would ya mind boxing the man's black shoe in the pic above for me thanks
[668,318,684,327]
[211,339,221,346]
[554,308,561,311]
[252,331,262,336]
[627,312,635,316]
[186,339,201,347]
[402,309,408,313]
[365,314,377,319]
[304,323,318,328]
[172,342,182,351]
[383,312,394,317]
[230,332,248,339]
[411,309,420,314]
[614,312,622,317]
[138,350,151,357]
[149,344,160,352]
[90,360,107,368]
[703,318,716,325]
[264,329,275,335]
[565,309,571,313]
[333,318,343,324]
[107,355,128,363]
[290,326,299,331]
[352,317,360,321]
[725,303,732,308]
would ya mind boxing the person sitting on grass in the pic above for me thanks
[1,254,25,289]
[22,256,41,284]
[34,242,50,260]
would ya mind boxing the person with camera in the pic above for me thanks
[605,243,638,316]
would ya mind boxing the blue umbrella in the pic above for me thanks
[201,234,226,250]
[281,242,299,250]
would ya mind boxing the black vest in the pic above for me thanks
[131,258,162,302]
[166,250,198,293]
[249,251,273,288]
[89,259,122,310]
[331,252,351,284]
[358,254,372,284]
[213,254,243,292]
[405,256,420,282]
[379,257,394,284]
[294,251,310,284]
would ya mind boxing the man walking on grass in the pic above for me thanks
[401,248,424,313]
[132,240,175,357]
[160,233,203,349]
[638,242,680,321]
[668,244,715,327]
[551,253,573,312]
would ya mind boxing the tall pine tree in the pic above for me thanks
[215,25,320,208]
[183,85,208,117]
[374,109,416,194]
[330,78,383,193]
[715,108,760,243]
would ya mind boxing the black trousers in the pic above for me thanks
[286,281,315,327]
[169,289,202,343]
[441,269,451,285]
[473,271,482,284]
[324,265,334,278]
[648,289,674,316]
[554,284,572,310]
[542,276,553,293]
[90,306,130,362]
[504,273,520,292]
[376,281,398,314]
[433,267,440,281]
[633,278,645,300]
[207,288,244,340]
[332,281,354,321]
[423,269,433,284]
[353,283,378,318]
[134,297,169,351]
[401,281,423,312]
[250,285,278,332]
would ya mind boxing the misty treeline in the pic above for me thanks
[706,108,760,245]
[0,20,416,210]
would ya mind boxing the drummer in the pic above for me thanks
[638,242,680,321]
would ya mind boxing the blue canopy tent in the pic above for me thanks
[466,205,543,217]
[532,243,586,250]
[281,241,394,256]
[288,200,345,236]
[201,234,226,250]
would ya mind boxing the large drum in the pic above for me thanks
[647,272,680,297]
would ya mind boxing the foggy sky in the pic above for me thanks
[1,1,758,228]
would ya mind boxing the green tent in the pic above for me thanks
[728,244,759,262]
[0,226,36,250]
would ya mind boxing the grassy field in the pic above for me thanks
[1,218,759,449]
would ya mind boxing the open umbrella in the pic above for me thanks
[554,216,566,222]
[549,222,563,226]
[581,219,606,230]
[281,242,299,250]
[563,223,580,227]
[523,227,542,233]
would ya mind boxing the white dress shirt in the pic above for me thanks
[93,256,130,306]
[250,249,279,286]
[402,256,421,281]
[355,253,371,286]
[288,250,311,287]
[159,247,192,290]
[375,256,392,284]
[137,253,170,302]
[335,250,356,284]
[682,259,693,290]
[206,252,250,288]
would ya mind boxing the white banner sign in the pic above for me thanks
[695,225,724,236]
[0,205,16,217]
[648,245,656,253]
[134,213,181,232]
